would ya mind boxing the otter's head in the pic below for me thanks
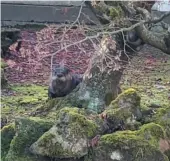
[51,66,71,84]
[127,30,139,42]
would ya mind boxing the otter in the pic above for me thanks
[48,66,83,98]
[126,30,143,51]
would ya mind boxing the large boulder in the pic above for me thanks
[1,123,15,160]
[30,107,98,159]
[5,117,53,161]
[91,129,168,161]
[100,88,142,134]
[109,88,141,110]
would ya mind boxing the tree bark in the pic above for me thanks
[65,37,127,113]
[136,24,170,54]
[135,7,170,54]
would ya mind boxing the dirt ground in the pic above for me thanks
[121,44,170,108]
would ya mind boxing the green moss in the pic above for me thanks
[101,123,166,151]
[109,88,141,109]
[98,130,167,161]
[106,108,132,121]
[100,130,157,159]
[30,107,98,158]
[109,6,123,19]
[153,107,170,119]
[1,123,15,160]
[60,107,98,138]
[11,84,48,98]
[5,117,53,160]
[101,130,138,144]
[151,107,170,137]
[1,84,48,123]
[138,123,166,147]
[105,89,142,129]
[1,58,7,69]
[1,59,8,88]
[59,106,83,114]
[31,99,60,120]
[36,132,73,157]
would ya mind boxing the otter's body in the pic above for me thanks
[48,66,82,98]
[126,30,144,51]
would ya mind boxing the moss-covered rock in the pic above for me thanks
[92,130,168,161]
[109,88,141,109]
[88,122,169,161]
[149,107,170,159]
[30,107,98,158]
[104,107,141,133]
[5,117,53,161]
[100,89,142,133]
[1,123,15,160]
[31,99,59,117]
[151,107,170,138]
[137,123,166,147]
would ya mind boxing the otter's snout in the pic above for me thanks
[51,75,66,82]
[57,73,63,77]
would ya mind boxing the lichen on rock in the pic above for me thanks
[30,107,98,158]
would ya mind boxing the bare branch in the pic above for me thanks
[50,0,85,75]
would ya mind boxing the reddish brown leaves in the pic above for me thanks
[4,26,95,85]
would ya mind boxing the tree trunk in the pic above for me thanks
[134,7,170,54]
[65,37,126,113]
[136,24,170,54]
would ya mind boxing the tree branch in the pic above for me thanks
[135,7,170,54]
[136,7,170,24]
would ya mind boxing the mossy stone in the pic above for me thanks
[109,88,141,109]
[137,123,166,147]
[30,107,98,158]
[5,117,53,161]
[1,123,15,160]
[92,130,168,161]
